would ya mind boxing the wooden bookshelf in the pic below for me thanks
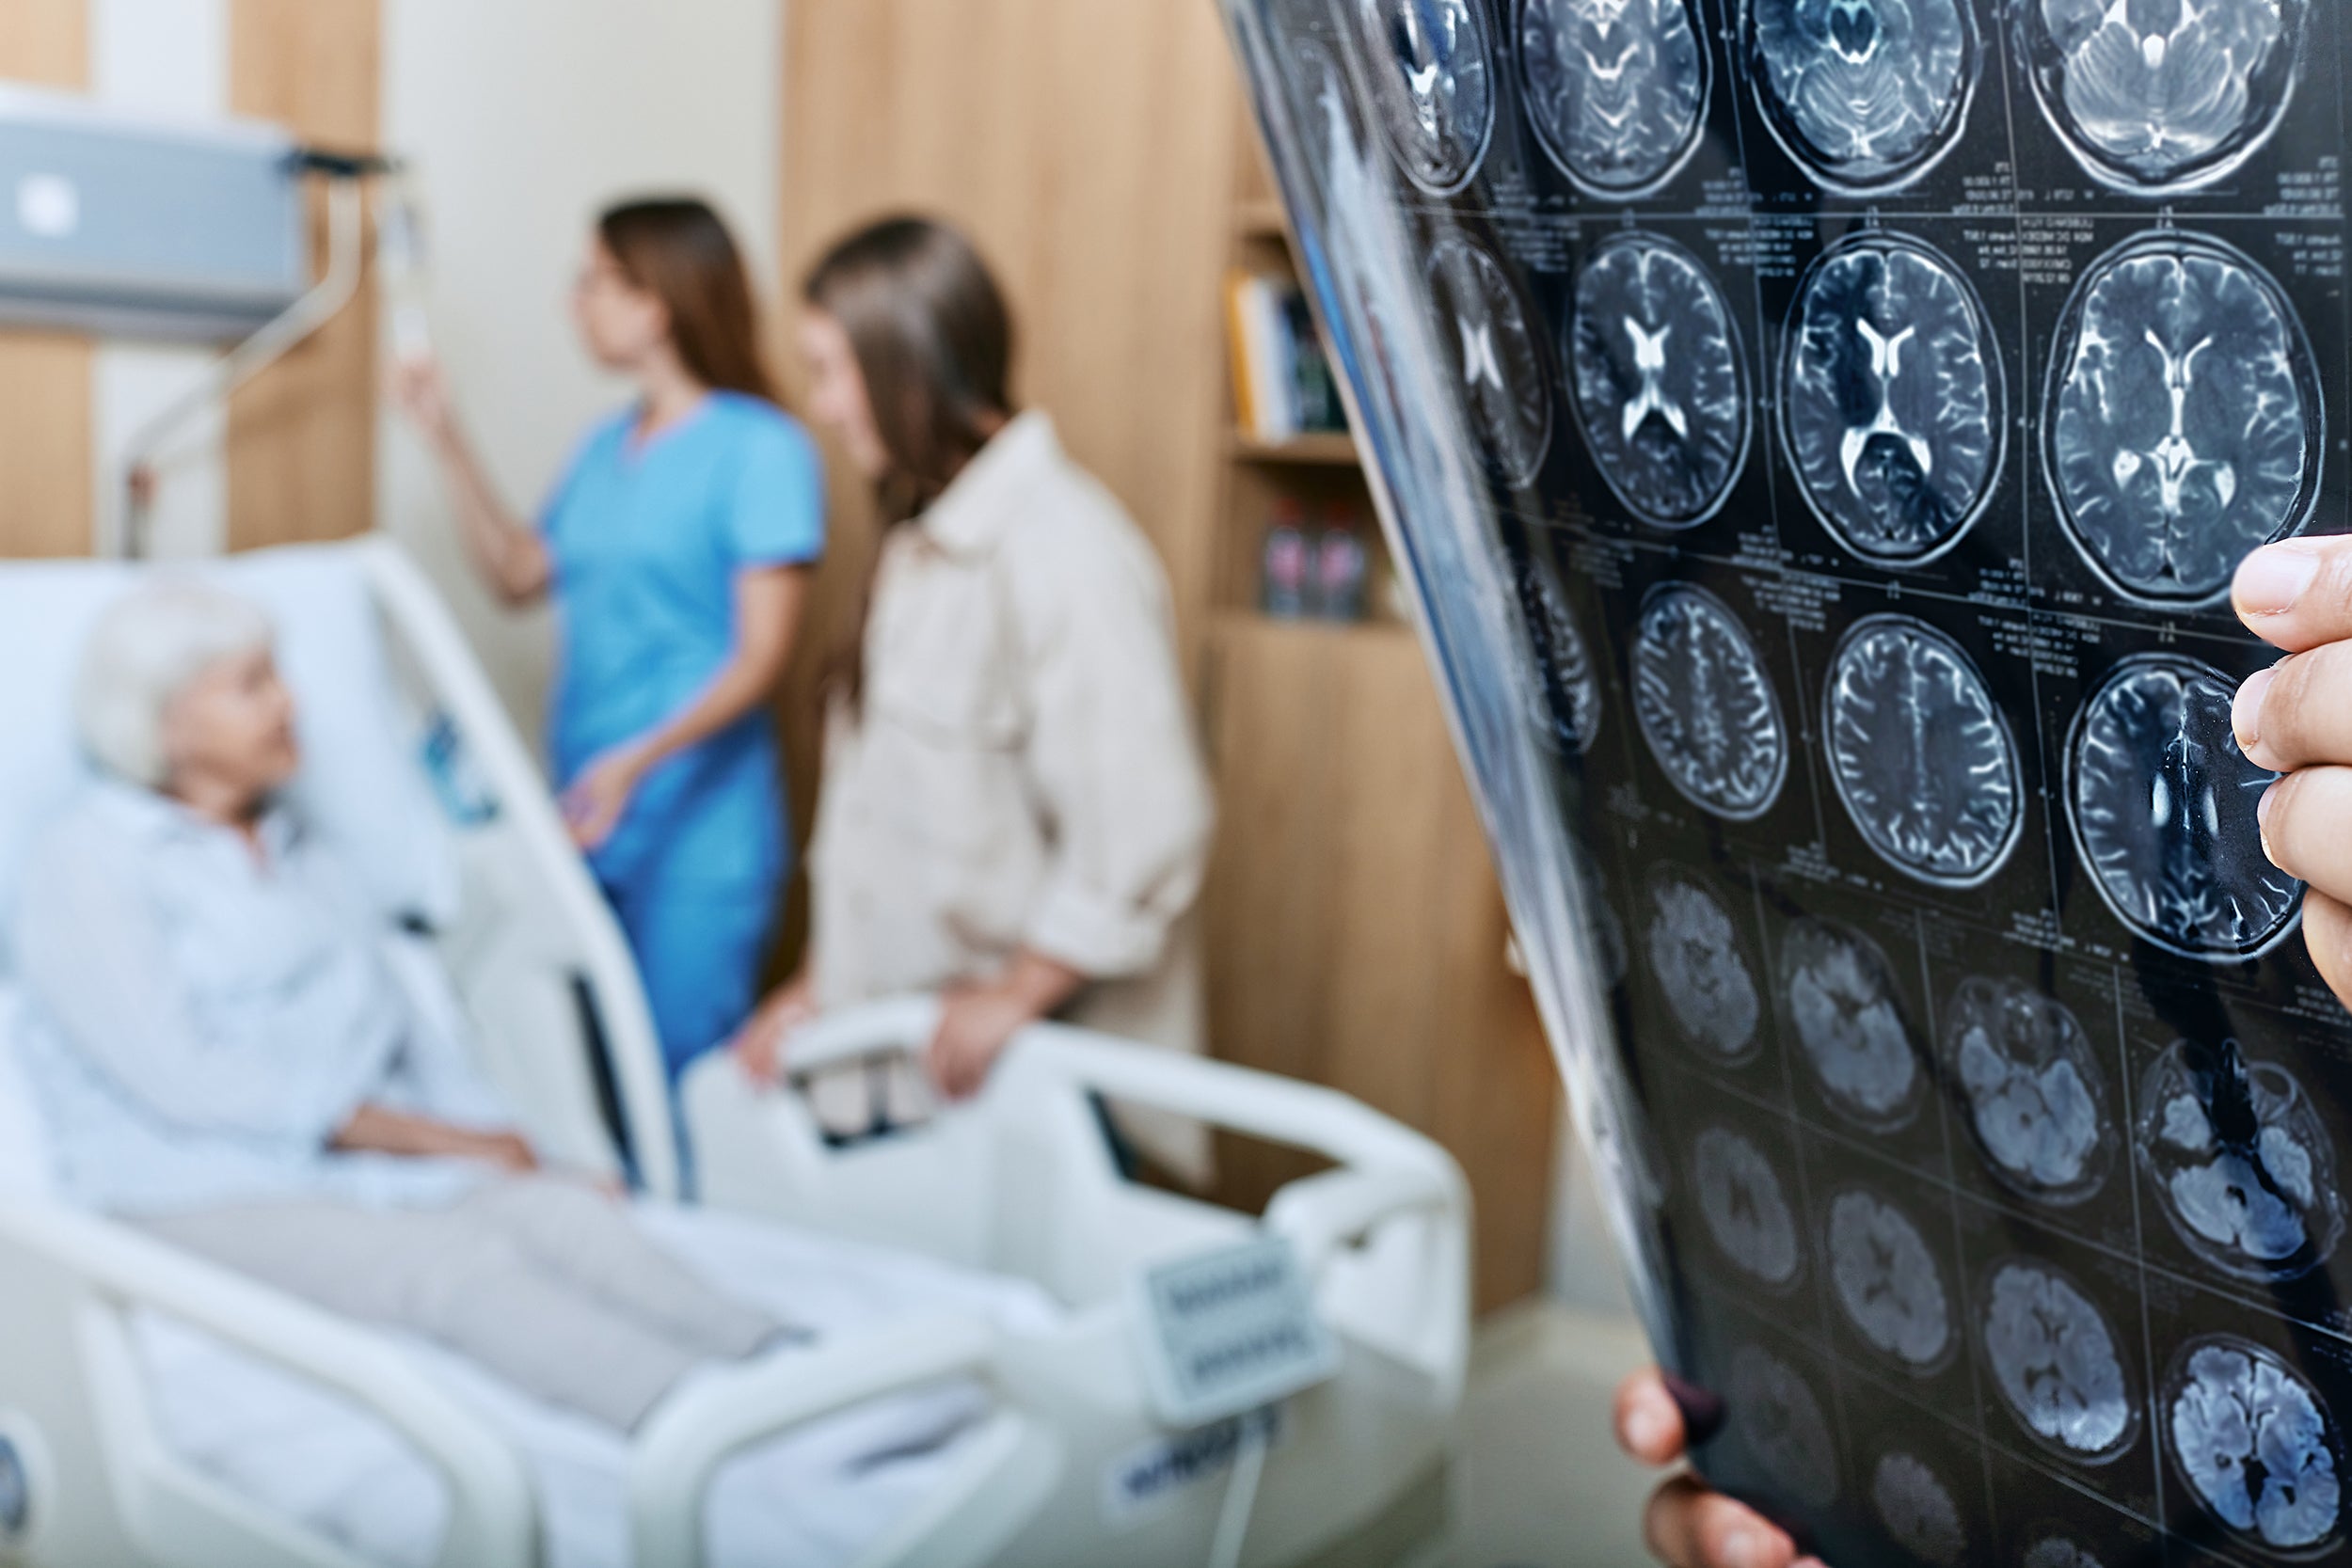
[1199,121,1558,1315]
[1229,430,1362,466]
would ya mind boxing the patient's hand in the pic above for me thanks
[730,971,818,1085]
[2232,537,2352,1011]
[468,1130,540,1175]
[333,1103,539,1173]
[1615,1367,1817,1568]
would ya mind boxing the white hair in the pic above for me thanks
[73,578,275,787]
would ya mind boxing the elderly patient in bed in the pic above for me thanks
[9,579,787,1432]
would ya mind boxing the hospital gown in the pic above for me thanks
[9,781,782,1428]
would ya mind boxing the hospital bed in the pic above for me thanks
[0,539,1470,1568]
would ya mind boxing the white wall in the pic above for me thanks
[377,0,785,738]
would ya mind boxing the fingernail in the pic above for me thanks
[2234,666,2277,750]
[1722,1529,1768,1568]
[2260,782,2281,868]
[1623,1403,1667,1454]
[2235,544,2320,616]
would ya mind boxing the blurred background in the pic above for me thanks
[0,5,1655,1560]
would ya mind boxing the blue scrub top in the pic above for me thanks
[540,391,824,892]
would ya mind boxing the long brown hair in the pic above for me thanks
[598,197,777,403]
[803,215,1015,711]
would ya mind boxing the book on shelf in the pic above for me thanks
[1224,269,1344,445]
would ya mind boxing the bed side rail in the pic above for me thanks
[773,1000,1472,1393]
[355,537,678,1198]
[0,1201,534,1568]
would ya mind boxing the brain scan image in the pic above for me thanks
[1349,0,1495,193]
[2021,0,2308,193]
[1943,976,2112,1206]
[1568,233,1750,527]
[2137,1037,2343,1282]
[1429,234,1552,487]
[1979,1258,2137,1461]
[1692,1126,1802,1287]
[1629,587,1787,820]
[1514,552,1602,753]
[1744,0,1978,192]
[1826,1188,1952,1370]
[1823,618,2022,887]
[2023,1537,2104,1568]
[1643,865,1762,1062]
[1519,0,1709,197]
[1782,235,2003,565]
[1778,917,1922,1130]
[2068,654,2301,959]
[2167,1336,2343,1554]
[1726,1343,1841,1509]
[1568,842,1630,989]
[2049,236,2321,606]
[1871,1450,1967,1565]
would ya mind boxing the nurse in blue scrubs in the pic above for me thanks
[392,197,823,1080]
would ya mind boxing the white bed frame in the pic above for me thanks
[0,538,1470,1568]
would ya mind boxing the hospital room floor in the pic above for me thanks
[1447,1305,1656,1568]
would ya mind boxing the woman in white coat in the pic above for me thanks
[732,216,1214,1181]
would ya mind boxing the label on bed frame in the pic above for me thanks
[1128,1232,1339,1430]
[1099,1404,1285,1529]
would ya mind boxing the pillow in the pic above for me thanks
[215,546,460,929]
[0,543,459,966]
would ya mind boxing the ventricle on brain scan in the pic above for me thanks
[1221,0,2352,1560]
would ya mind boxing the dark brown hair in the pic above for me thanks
[598,197,776,403]
[803,215,1015,710]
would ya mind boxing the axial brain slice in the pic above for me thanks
[1515,555,1601,752]
[1431,236,1552,486]
[2031,0,2300,188]
[2024,1540,2103,1568]
[1727,1345,1840,1508]
[1785,240,2001,562]
[1825,619,2020,886]
[1353,0,1495,192]
[1692,1127,1800,1286]
[1631,589,1786,819]
[1645,869,1760,1059]
[1570,236,1748,527]
[1748,0,1975,189]
[1519,0,1707,194]
[1828,1189,1950,1368]
[1944,976,2109,1203]
[2169,1338,2342,1552]
[1780,917,1920,1127]
[1981,1259,2134,1458]
[2070,655,2300,958]
[2052,242,2314,604]
[2138,1037,2343,1280]
[1872,1451,1966,1565]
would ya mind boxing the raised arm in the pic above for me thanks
[389,356,552,606]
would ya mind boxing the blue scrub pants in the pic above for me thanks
[601,870,776,1082]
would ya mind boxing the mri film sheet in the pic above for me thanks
[1221,0,2352,1562]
